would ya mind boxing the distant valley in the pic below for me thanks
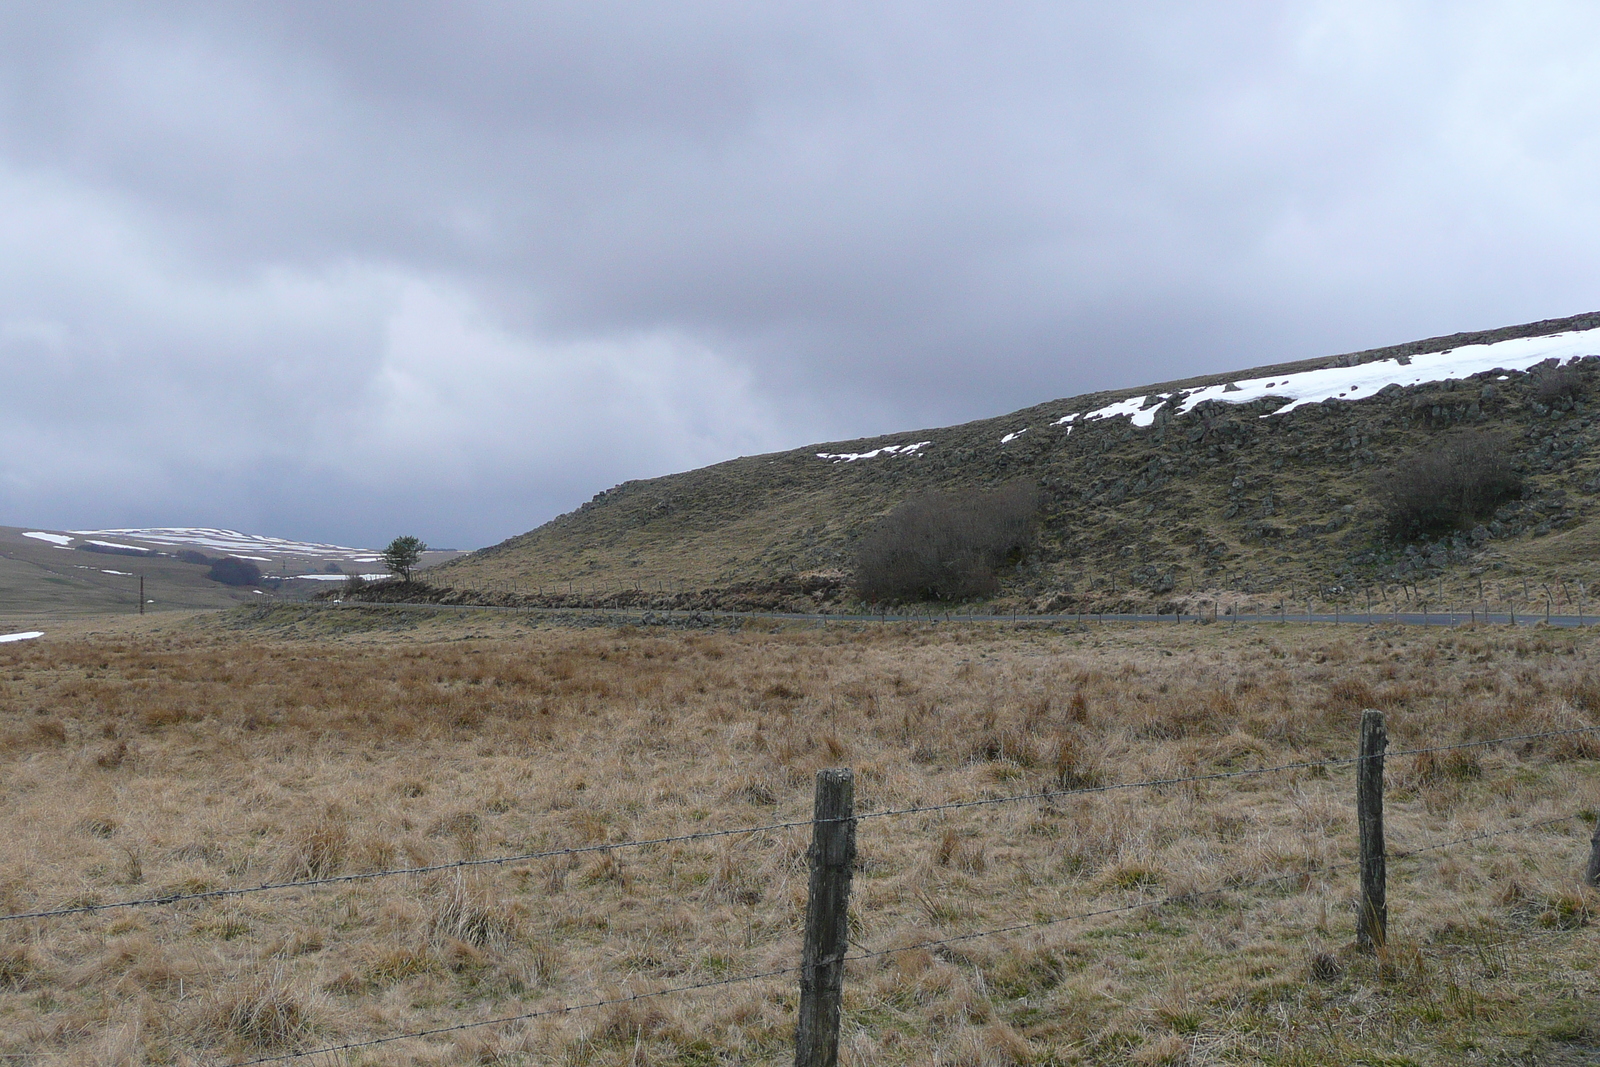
[0,526,461,618]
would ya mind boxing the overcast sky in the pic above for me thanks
[3,2,1599,549]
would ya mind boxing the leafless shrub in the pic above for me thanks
[1373,432,1522,539]
[1534,363,1585,402]
[854,483,1039,602]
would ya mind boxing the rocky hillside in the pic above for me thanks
[425,311,1600,614]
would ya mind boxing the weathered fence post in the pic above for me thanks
[796,768,856,1067]
[1585,816,1600,888]
[1357,709,1388,952]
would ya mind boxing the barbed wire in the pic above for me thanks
[845,811,1588,963]
[202,843,1398,1063]
[0,817,814,923]
[1433,915,1596,957]
[216,963,802,1067]
[854,725,1600,822]
[844,860,1362,964]
[1389,727,1600,761]
[223,809,1579,1063]
[7,726,1596,924]
[1391,813,1582,858]
[200,812,1596,1063]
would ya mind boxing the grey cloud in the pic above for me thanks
[3,3,1600,546]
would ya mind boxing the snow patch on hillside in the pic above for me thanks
[817,441,932,463]
[1058,327,1600,429]
[74,528,374,559]
[290,573,392,582]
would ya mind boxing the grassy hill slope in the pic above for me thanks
[0,527,254,619]
[431,311,1600,613]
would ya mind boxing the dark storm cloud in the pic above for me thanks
[3,2,1600,546]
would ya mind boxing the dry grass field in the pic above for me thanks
[4,607,1600,1065]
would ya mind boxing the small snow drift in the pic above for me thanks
[0,631,44,644]
[22,532,72,546]
[78,541,153,557]
[817,441,933,463]
[289,573,391,581]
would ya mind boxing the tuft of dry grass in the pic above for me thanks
[201,966,319,1051]
[428,873,523,950]
[0,940,39,989]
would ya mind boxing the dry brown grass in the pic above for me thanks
[3,610,1600,1064]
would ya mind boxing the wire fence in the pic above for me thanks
[353,568,1600,631]
[318,592,1600,632]
[7,719,1600,1064]
[7,725,1596,926]
[219,964,807,1067]
[213,808,1592,1067]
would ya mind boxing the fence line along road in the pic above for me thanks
[8,725,1597,925]
[307,597,1600,629]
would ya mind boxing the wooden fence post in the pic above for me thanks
[1585,816,1600,888]
[796,768,857,1067]
[1357,709,1388,953]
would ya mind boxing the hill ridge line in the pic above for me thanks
[429,310,1600,610]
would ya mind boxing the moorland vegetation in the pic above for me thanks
[3,608,1600,1064]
